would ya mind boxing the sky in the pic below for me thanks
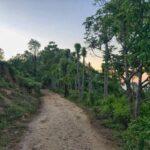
[0,0,102,70]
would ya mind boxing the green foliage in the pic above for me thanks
[140,100,150,117]
[28,39,41,55]
[68,90,79,101]
[108,78,123,96]
[100,95,130,127]
[74,43,81,55]
[123,116,150,150]
[100,95,115,117]
[81,47,87,57]
[18,76,41,92]
[123,101,150,150]
[0,77,12,88]
[84,1,149,148]
[1,0,148,147]
[113,97,130,123]
[0,91,40,148]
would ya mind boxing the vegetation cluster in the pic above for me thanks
[0,0,149,149]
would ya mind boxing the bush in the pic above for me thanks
[113,97,130,124]
[85,92,101,107]
[100,95,115,117]
[123,101,150,150]
[0,77,12,88]
[109,78,123,96]
[18,76,41,92]
[99,95,130,128]
[68,90,79,101]
[123,116,150,150]
[0,90,40,149]
[140,100,150,117]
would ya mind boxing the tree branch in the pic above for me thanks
[90,48,103,58]
[142,77,149,85]
[142,81,150,89]
[129,64,142,80]
[121,75,126,82]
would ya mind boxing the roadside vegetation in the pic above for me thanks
[0,0,149,149]
[0,61,41,149]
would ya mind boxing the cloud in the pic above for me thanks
[0,26,48,59]
[0,27,28,59]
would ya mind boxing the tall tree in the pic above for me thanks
[63,49,70,97]
[84,7,113,98]
[28,39,41,77]
[88,63,93,102]
[74,43,82,98]
[81,47,87,99]
[104,0,150,117]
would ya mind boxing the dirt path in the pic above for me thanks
[17,90,119,150]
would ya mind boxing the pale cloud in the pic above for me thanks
[0,27,29,59]
[0,26,48,59]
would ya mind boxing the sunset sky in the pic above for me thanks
[0,0,102,70]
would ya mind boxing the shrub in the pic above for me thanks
[0,90,40,148]
[123,116,150,150]
[123,101,150,150]
[68,90,79,101]
[18,76,41,92]
[0,77,12,88]
[113,96,130,124]
[99,95,130,127]
[140,100,150,117]
[100,95,116,117]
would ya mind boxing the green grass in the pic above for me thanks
[0,90,40,149]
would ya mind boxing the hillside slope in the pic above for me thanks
[0,61,41,149]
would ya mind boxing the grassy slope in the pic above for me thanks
[0,89,40,149]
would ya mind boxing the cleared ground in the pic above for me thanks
[17,90,118,150]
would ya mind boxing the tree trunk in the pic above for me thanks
[124,44,134,116]
[104,42,109,98]
[81,57,85,99]
[64,84,69,97]
[134,63,142,118]
[33,55,37,77]
[77,57,81,98]
[88,63,93,102]
[121,20,134,116]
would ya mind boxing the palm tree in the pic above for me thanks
[74,43,81,98]
[81,47,87,99]
[64,49,70,97]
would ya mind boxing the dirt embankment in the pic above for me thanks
[17,90,119,150]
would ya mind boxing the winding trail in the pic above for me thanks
[17,90,118,150]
